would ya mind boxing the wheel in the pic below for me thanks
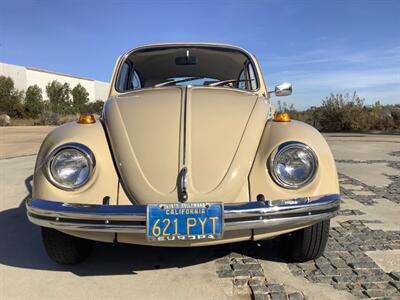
[41,227,93,265]
[282,220,330,262]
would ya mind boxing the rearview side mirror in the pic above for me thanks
[175,56,198,65]
[271,82,292,96]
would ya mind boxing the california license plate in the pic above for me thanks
[147,203,223,241]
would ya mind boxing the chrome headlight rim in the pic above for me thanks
[268,142,318,189]
[45,143,96,191]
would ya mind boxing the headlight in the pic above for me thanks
[269,142,317,189]
[46,143,95,190]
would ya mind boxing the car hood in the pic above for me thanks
[104,86,268,204]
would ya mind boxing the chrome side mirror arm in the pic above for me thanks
[268,82,293,97]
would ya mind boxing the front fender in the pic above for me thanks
[249,120,339,201]
[32,121,125,205]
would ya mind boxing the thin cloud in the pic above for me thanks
[286,68,400,89]
[263,45,400,101]
[249,36,399,109]
[263,45,400,67]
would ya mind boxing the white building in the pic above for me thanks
[0,62,110,102]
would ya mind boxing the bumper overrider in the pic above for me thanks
[26,194,340,237]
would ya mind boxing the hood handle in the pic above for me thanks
[177,167,188,203]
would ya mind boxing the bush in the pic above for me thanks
[83,100,104,115]
[34,111,60,126]
[288,92,400,132]
[34,112,80,126]
[319,92,365,131]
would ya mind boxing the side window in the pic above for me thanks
[248,63,257,90]
[238,69,247,90]
[131,70,142,90]
[117,62,129,91]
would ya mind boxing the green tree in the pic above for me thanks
[71,84,89,113]
[0,76,24,118]
[25,84,44,118]
[86,100,104,114]
[46,80,71,114]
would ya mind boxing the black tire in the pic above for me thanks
[283,220,330,262]
[41,227,93,265]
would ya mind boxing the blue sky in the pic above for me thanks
[0,0,399,109]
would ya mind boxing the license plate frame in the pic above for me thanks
[146,202,223,241]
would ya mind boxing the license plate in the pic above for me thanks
[147,203,223,241]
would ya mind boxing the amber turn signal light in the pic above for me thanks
[274,112,291,122]
[78,114,96,124]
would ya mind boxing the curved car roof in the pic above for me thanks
[121,42,255,58]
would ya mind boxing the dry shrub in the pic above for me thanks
[34,112,80,126]
[289,93,400,132]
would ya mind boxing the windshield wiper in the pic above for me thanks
[208,79,254,87]
[154,76,204,87]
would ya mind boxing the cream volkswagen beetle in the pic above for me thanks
[27,43,340,264]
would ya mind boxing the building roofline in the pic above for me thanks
[1,61,108,83]
[26,66,97,82]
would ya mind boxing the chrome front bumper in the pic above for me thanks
[26,194,340,235]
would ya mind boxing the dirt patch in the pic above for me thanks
[0,126,55,159]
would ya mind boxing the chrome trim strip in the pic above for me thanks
[26,194,340,234]
[26,216,146,233]
[27,199,146,221]
[223,194,338,219]
[224,212,335,231]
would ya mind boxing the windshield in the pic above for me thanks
[116,46,258,92]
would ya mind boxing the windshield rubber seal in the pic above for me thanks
[114,44,261,94]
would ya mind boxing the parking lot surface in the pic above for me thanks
[1,127,399,299]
